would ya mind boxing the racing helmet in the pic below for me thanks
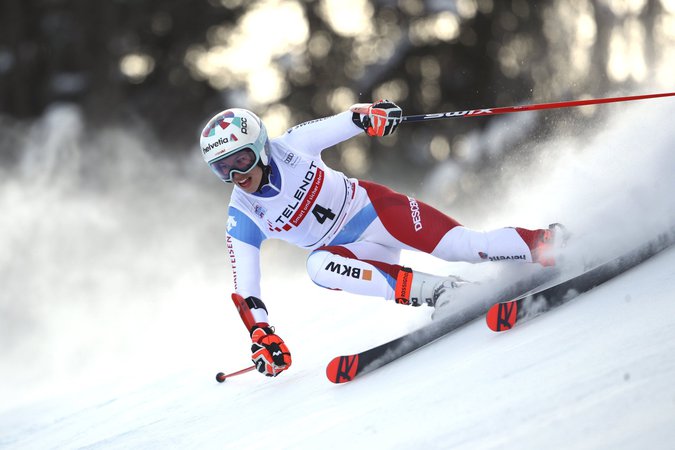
[200,108,269,183]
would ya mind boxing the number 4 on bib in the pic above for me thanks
[312,204,335,224]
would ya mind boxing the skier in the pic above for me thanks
[200,100,560,377]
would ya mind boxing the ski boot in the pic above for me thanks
[394,268,469,308]
[520,223,569,267]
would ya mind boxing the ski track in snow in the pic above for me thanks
[1,99,675,449]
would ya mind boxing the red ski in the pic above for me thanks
[327,230,675,383]
[486,232,675,332]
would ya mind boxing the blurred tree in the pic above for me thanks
[0,0,671,181]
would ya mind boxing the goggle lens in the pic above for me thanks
[209,148,258,182]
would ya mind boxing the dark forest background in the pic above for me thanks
[0,0,671,186]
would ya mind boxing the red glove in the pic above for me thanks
[352,100,403,137]
[250,325,292,377]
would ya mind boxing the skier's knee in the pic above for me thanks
[306,250,335,289]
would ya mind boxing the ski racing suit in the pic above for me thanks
[226,111,541,324]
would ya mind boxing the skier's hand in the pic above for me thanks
[351,100,402,137]
[250,325,292,377]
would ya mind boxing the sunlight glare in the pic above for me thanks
[319,0,374,37]
[186,0,308,105]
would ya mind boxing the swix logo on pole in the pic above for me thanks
[423,109,493,120]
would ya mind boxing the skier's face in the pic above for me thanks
[232,165,263,193]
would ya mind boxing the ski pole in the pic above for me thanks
[215,365,256,383]
[400,91,675,123]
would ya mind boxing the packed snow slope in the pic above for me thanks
[2,245,675,449]
[1,97,675,449]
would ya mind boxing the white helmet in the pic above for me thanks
[200,108,269,183]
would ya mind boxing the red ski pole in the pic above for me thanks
[215,365,256,383]
[399,91,675,123]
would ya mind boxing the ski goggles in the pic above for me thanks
[209,148,259,183]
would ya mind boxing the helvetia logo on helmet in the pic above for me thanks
[202,137,229,154]
[201,132,242,154]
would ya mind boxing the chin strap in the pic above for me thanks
[254,161,272,193]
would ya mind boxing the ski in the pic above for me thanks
[486,231,675,332]
[326,313,474,384]
[326,229,675,384]
[326,267,559,384]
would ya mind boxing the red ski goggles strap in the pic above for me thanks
[209,148,259,182]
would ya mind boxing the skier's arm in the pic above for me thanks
[226,206,266,302]
[280,101,403,156]
[226,206,292,377]
[280,110,363,156]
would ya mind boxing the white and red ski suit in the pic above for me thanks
[226,111,544,324]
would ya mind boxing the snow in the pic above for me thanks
[2,247,675,449]
[2,98,675,449]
